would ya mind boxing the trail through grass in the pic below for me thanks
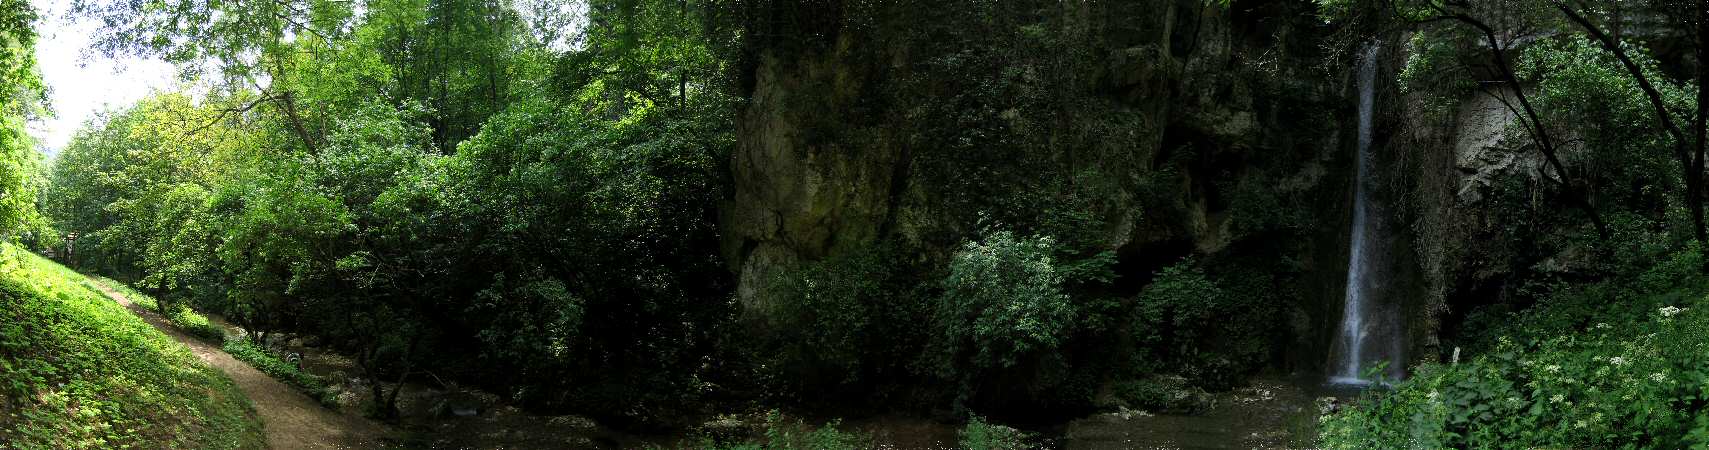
[0,244,265,449]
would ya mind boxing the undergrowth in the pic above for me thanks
[91,276,226,342]
[1321,249,1709,448]
[93,276,337,408]
[0,244,264,449]
[685,411,868,450]
[223,339,340,408]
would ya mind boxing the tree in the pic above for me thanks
[71,0,359,153]
[0,0,42,237]
[1399,0,1613,239]
[1345,0,1709,259]
[1551,0,1709,268]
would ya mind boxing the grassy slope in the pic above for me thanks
[90,275,341,408]
[0,244,264,449]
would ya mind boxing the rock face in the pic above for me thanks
[723,1,1371,370]
[1450,87,1546,204]
[1397,55,1581,365]
[721,45,906,310]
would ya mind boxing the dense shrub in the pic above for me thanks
[1322,249,1709,448]
[396,92,733,421]
[958,416,1033,450]
[694,412,869,450]
[1133,259,1279,390]
[222,339,340,408]
[30,0,1340,427]
[164,304,226,343]
[102,276,229,343]
[759,243,930,399]
[926,229,1076,406]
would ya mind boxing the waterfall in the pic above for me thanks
[1330,42,1393,386]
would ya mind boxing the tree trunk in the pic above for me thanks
[273,91,320,155]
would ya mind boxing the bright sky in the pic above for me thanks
[28,0,178,158]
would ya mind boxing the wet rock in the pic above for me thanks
[698,414,758,443]
[1100,376,1216,416]
[1315,396,1342,414]
[429,391,488,419]
[546,415,601,433]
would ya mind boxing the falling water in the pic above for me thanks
[1330,42,1390,386]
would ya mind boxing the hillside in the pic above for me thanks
[0,244,264,449]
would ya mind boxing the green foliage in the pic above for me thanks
[41,94,253,281]
[760,243,929,397]
[1134,259,1279,390]
[47,0,737,425]
[927,228,1076,406]
[1516,35,1685,223]
[1396,30,1475,119]
[395,85,732,419]
[166,304,226,343]
[0,0,41,238]
[694,411,870,450]
[1323,248,1709,448]
[467,271,583,384]
[216,155,352,337]
[97,272,228,344]
[958,416,1032,450]
[360,0,533,147]
[222,339,340,408]
[934,229,1074,371]
[33,0,1342,427]
[0,244,263,449]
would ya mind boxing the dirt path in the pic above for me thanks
[88,280,395,450]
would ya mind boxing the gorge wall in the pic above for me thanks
[719,0,1414,375]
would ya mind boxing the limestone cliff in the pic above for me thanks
[723,0,1362,371]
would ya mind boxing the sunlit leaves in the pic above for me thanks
[0,0,39,237]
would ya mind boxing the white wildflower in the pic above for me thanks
[1550,394,1565,404]
[1650,372,1668,383]
[1595,323,1611,330]
[1609,356,1629,366]
[1660,306,1685,318]
[1544,365,1561,374]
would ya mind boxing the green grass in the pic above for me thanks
[90,277,227,344]
[91,276,339,409]
[0,244,265,449]
[958,416,1032,450]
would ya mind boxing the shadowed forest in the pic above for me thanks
[3,0,1709,448]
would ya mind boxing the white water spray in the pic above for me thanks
[1331,42,1389,385]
